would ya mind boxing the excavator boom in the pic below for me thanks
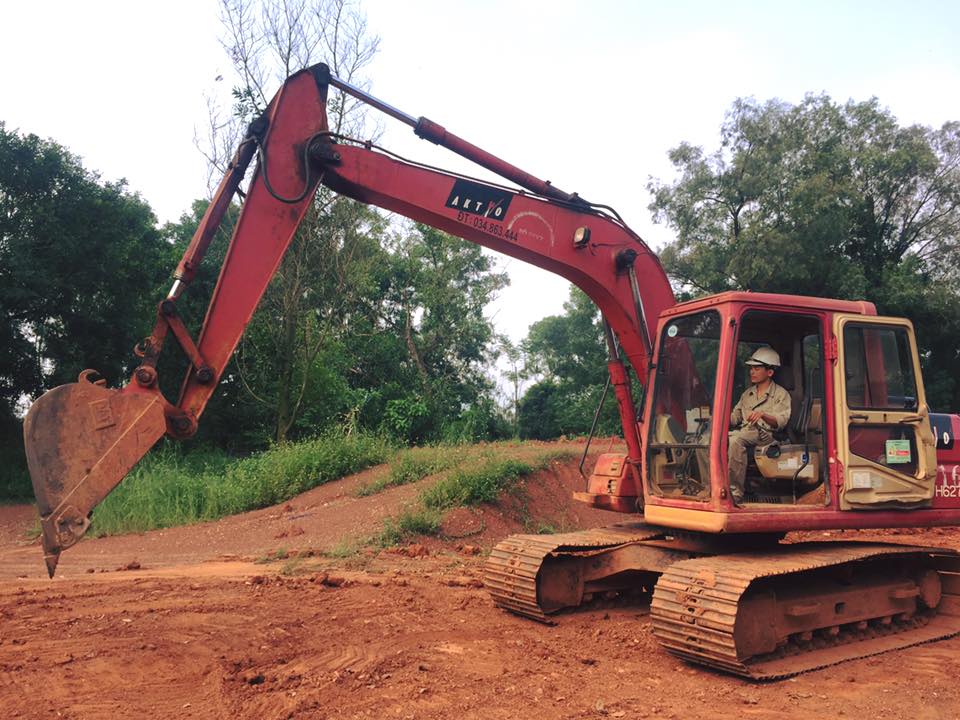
[24,64,673,576]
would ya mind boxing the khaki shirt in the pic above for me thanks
[730,381,791,432]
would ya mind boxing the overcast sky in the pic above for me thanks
[2,0,958,344]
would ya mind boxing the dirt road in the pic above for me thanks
[2,453,960,719]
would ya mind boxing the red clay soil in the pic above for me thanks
[2,444,960,719]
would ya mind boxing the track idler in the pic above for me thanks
[23,371,168,577]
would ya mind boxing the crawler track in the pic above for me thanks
[650,543,960,679]
[487,529,960,679]
[483,523,664,621]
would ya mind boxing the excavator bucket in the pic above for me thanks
[23,372,167,577]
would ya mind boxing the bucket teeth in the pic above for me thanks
[43,552,61,579]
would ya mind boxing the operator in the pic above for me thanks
[728,347,791,505]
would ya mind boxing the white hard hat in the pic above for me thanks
[745,347,781,368]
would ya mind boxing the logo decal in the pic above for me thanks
[445,180,512,219]
[932,413,954,450]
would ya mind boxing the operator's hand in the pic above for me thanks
[746,410,765,425]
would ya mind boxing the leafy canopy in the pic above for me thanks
[648,95,960,409]
[0,122,168,419]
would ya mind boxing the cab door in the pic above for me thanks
[833,315,937,509]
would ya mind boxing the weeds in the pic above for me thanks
[422,449,575,511]
[325,539,363,559]
[280,557,309,576]
[375,508,443,546]
[24,518,41,541]
[91,433,392,537]
[356,446,464,497]
[255,547,290,564]
[421,459,531,510]
[375,448,576,546]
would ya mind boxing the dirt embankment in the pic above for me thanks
[2,447,960,719]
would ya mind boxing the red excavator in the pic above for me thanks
[23,64,960,678]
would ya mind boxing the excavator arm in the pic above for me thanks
[23,64,674,576]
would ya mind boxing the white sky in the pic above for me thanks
[2,0,958,345]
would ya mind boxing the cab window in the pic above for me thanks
[843,325,918,410]
[646,310,720,499]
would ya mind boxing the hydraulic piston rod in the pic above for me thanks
[327,71,580,204]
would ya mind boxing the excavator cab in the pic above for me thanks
[641,293,939,529]
[643,297,830,507]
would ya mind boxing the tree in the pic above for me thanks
[497,335,529,438]
[0,123,168,495]
[518,287,623,439]
[192,2,512,445]
[238,199,393,442]
[648,96,960,408]
[161,209,510,446]
[203,0,382,442]
[0,123,168,416]
[524,288,608,386]
[379,223,509,442]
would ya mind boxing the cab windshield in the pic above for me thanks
[647,310,721,499]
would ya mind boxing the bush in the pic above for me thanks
[382,397,430,444]
[441,398,511,444]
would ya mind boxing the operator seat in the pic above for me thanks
[752,368,824,496]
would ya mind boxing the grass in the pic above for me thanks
[420,458,534,510]
[355,445,467,497]
[90,433,392,537]
[374,447,577,546]
[375,508,444,546]
[24,518,41,541]
[357,442,579,499]
[256,547,291,563]
[325,538,364,559]
[85,434,577,552]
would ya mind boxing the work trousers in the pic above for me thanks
[728,425,773,500]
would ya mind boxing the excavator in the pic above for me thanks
[22,64,960,679]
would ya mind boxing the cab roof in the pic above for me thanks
[660,291,877,318]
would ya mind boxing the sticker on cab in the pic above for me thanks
[885,439,912,464]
